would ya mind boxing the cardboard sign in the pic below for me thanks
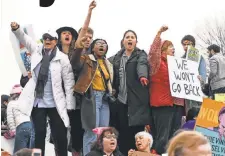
[195,98,225,156]
[215,94,225,103]
[186,45,201,65]
[10,25,35,76]
[167,56,203,102]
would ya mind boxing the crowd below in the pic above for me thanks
[1,1,225,156]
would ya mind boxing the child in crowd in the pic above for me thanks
[6,84,34,153]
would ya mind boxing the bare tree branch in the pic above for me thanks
[195,16,225,55]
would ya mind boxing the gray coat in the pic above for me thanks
[209,53,225,90]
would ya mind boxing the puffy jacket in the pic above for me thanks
[7,100,30,131]
[12,27,75,127]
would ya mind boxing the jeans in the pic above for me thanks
[83,90,110,156]
[14,121,35,153]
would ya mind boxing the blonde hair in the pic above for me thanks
[135,131,153,149]
[167,131,210,156]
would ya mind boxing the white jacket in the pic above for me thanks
[13,28,76,127]
[7,100,30,131]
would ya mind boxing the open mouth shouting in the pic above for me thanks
[65,37,70,41]
[109,141,116,147]
[127,41,133,49]
[137,142,142,147]
[63,35,71,44]
[44,41,52,48]
[99,47,104,52]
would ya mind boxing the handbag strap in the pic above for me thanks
[98,63,110,93]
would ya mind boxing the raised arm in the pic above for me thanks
[148,26,168,76]
[75,1,96,46]
[11,22,38,55]
[71,37,88,72]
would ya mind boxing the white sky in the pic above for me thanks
[0,0,225,95]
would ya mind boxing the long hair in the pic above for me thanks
[57,36,76,59]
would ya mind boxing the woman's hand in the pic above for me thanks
[89,1,96,11]
[197,75,202,81]
[28,71,32,79]
[140,77,149,86]
[75,37,87,49]
[159,25,168,33]
[11,22,19,30]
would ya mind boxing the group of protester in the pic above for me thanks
[1,1,225,156]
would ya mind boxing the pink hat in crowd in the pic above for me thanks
[10,84,23,95]
[92,127,109,137]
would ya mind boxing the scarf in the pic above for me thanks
[35,47,57,98]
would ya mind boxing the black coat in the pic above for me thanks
[112,48,151,126]
[86,149,124,156]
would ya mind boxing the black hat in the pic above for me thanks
[56,27,78,41]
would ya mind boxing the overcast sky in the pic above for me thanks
[0,0,225,95]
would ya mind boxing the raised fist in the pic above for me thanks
[159,25,168,33]
[75,36,87,49]
[89,1,96,10]
[11,22,19,30]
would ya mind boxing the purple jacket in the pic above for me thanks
[182,120,196,130]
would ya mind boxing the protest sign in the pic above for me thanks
[215,94,225,103]
[10,25,36,76]
[167,55,203,102]
[195,98,225,156]
[186,45,201,65]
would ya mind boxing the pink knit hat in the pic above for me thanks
[10,84,23,95]
[92,127,109,137]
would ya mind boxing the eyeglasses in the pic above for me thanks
[42,34,56,41]
[104,134,117,139]
[95,42,107,47]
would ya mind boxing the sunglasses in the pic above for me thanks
[42,34,56,41]
[104,134,118,139]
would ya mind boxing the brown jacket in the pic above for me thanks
[71,48,113,95]
[70,48,113,130]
